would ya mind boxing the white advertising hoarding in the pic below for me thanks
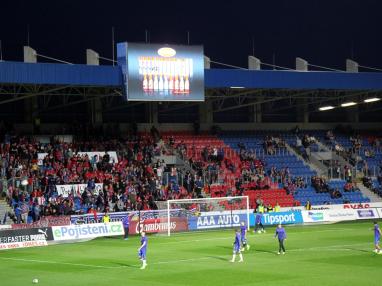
[52,222,124,241]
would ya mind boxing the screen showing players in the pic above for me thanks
[117,42,204,101]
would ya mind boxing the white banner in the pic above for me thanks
[302,208,380,223]
[342,202,382,209]
[56,183,103,197]
[38,151,118,165]
[38,153,48,165]
[34,135,73,144]
[281,202,382,212]
[77,151,118,164]
[52,222,124,241]
[325,209,358,222]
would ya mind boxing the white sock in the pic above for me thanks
[231,254,236,261]
[239,253,243,261]
[143,260,147,265]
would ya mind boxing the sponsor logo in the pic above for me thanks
[344,203,371,209]
[258,211,303,226]
[308,212,324,221]
[12,216,70,229]
[0,227,53,250]
[52,222,124,240]
[130,217,188,234]
[135,220,176,233]
[197,214,241,229]
[263,213,297,225]
[357,210,376,218]
[188,212,248,230]
[311,206,330,210]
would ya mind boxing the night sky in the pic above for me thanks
[0,0,381,70]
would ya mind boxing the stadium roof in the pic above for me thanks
[1,61,382,91]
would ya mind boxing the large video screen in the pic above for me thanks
[117,42,204,101]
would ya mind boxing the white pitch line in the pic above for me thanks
[0,242,374,270]
[0,257,116,269]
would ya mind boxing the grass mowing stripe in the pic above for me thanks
[0,257,116,269]
[0,242,373,270]
[2,221,380,286]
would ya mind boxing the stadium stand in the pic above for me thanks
[1,129,378,225]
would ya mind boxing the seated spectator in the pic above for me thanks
[362,177,373,189]
[344,182,353,192]
[326,130,335,141]
[330,188,342,199]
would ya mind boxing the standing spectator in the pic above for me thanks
[122,215,129,240]
[102,212,110,223]
[15,204,22,224]
[21,202,29,223]
[33,203,41,222]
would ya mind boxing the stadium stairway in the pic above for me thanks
[314,138,351,172]
[160,132,243,193]
[357,183,381,203]
[0,200,11,225]
[285,142,326,176]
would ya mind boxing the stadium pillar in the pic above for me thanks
[145,103,158,125]
[347,106,359,123]
[152,103,158,125]
[297,98,309,123]
[199,100,213,126]
[89,98,103,126]
[250,98,262,123]
[24,96,39,132]
[86,50,102,126]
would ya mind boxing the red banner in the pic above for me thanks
[11,216,71,229]
[129,217,188,234]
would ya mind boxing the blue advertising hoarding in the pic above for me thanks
[117,42,204,101]
[250,211,303,226]
[188,212,248,230]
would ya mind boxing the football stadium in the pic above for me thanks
[1,1,382,285]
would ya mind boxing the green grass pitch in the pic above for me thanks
[1,220,381,286]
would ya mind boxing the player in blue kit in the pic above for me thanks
[254,212,265,233]
[138,232,148,269]
[274,224,286,255]
[240,222,250,251]
[230,229,243,262]
[373,221,381,254]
